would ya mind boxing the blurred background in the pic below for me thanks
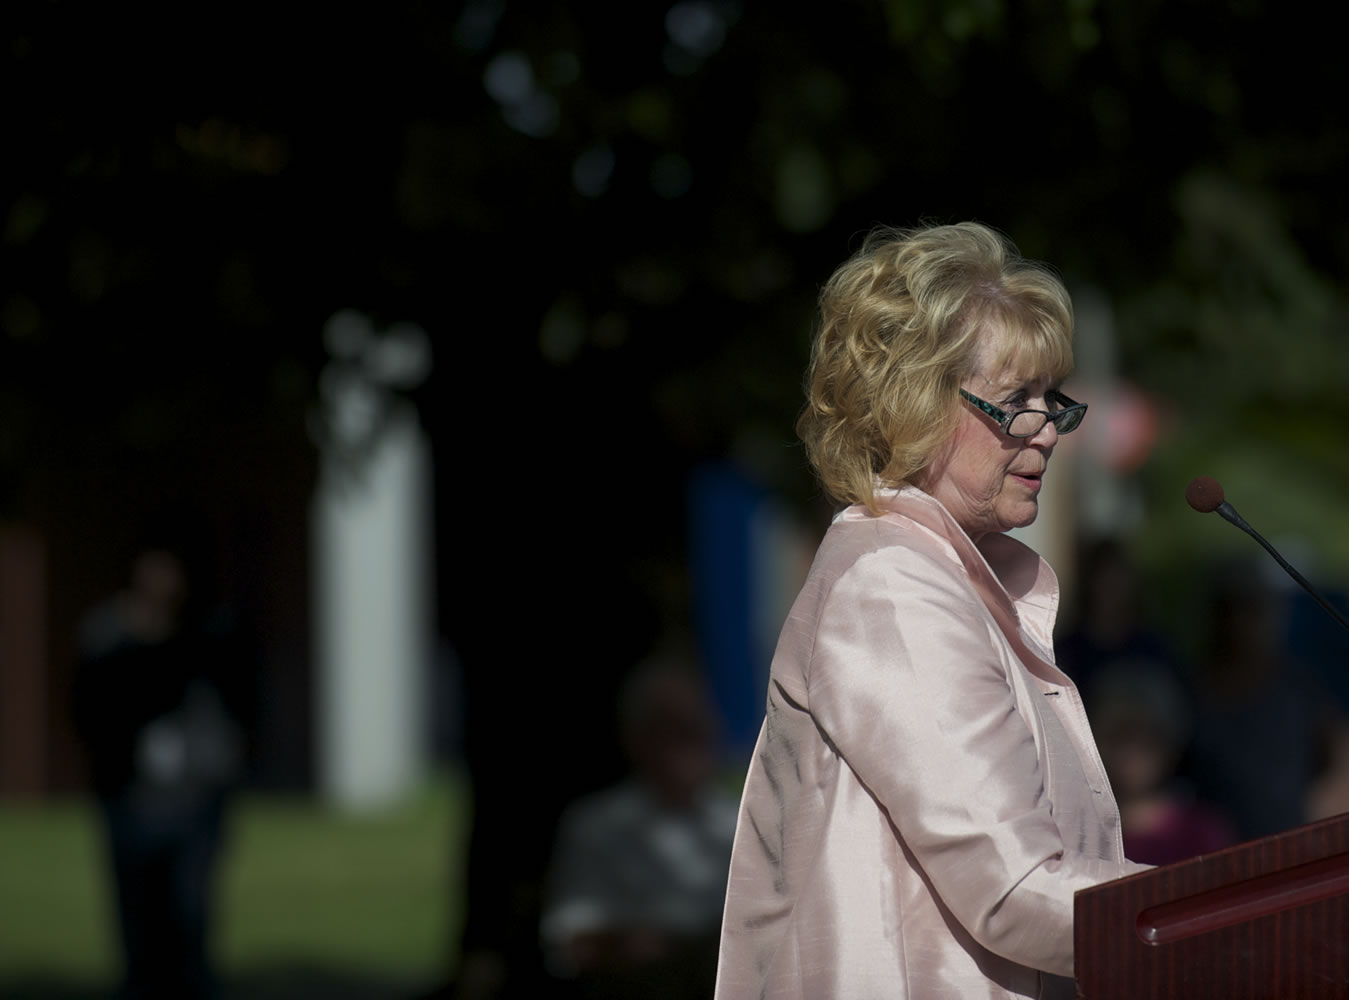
[6,1,1349,997]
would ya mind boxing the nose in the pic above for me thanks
[1028,414,1058,448]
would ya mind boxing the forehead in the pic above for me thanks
[970,320,1072,388]
[977,366,1054,395]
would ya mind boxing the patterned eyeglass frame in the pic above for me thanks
[959,389,1088,438]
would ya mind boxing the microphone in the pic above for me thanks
[1186,475,1349,635]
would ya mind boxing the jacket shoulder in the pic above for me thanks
[811,507,968,593]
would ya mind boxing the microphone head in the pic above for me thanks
[1186,475,1225,513]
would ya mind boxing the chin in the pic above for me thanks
[1006,504,1039,531]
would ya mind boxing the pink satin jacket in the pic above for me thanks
[715,486,1149,999]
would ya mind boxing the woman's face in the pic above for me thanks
[916,337,1061,542]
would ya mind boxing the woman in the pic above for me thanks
[715,222,1149,999]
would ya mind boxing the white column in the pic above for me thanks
[312,384,433,811]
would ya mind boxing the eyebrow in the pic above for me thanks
[989,377,1063,400]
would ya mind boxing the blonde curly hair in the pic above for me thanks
[798,222,1075,513]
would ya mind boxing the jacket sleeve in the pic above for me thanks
[805,542,1143,977]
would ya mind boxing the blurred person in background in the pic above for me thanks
[1087,661,1235,866]
[72,528,247,1000]
[1185,559,1345,841]
[1056,536,1179,711]
[540,651,738,1000]
[716,222,1150,1000]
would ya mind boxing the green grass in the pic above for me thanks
[0,795,117,984]
[0,771,467,992]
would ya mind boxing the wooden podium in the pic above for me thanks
[1075,813,1349,998]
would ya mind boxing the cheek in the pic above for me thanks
[957,439,1012,495]
[938,414,1021,501]
[945,422,989,477]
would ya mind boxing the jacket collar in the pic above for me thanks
[865,485,1066,682]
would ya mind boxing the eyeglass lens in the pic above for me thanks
[1006,407,1083,437]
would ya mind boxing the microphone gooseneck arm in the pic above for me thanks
[1202,490,1349,635]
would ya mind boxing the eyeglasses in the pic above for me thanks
[959,388,1088,438]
